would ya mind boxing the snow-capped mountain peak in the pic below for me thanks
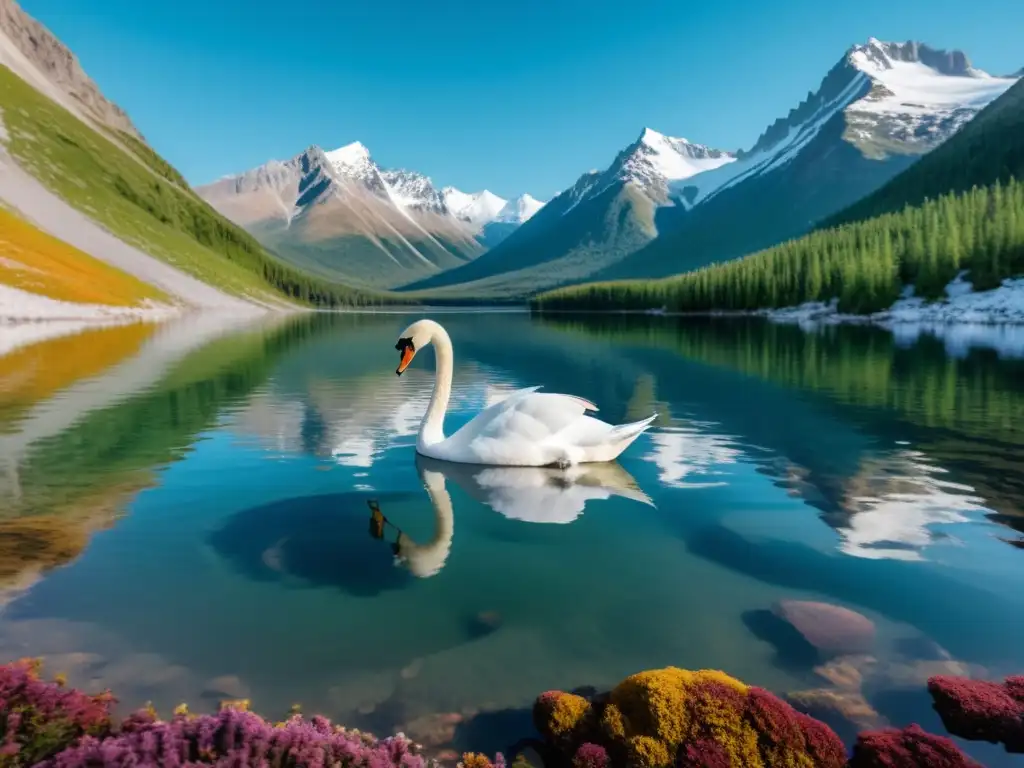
[843,39,1018,155]
[496,193,545,224]
[631,127,736,182]
[581,127,735,206]
[442,187,508,228]
[325,141,371,169]
[381,169,447,214]
[442,187,546,230]
[666,38,1019,212]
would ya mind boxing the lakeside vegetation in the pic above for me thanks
[531,178,1024,314]
[0,65,402,308]
[0,658,1010,767]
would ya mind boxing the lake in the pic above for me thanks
[1,310,1022,765]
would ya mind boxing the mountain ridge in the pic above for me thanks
[404,37,1018,298]
[199,141,546,287]
[0,0,143,141]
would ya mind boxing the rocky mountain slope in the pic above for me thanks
[0,0,142,140]
[0,0,397,320]
[199,145,545,289]
[405,39,1018,298]
[600,39,1020,282]
[398,129,734,296]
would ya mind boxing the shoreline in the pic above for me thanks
[531,275,1024,328]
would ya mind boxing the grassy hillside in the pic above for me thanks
[0,65,400,308]
[532,179,1024,313]
[825,77,1024,227]
[0,207,168,306]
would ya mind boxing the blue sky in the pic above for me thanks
[21,0,1023,200]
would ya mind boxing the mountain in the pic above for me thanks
[199,145,546,289]
[597,39,1020,282]
[826,75,1024,226]
[0,0,142,140]
[441,188,547,248]
[0,0,392,318]
[398,128,734,296]
[405,38,1018,298]
[533,73,1024,315]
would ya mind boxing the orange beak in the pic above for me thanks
[396,346,415,375]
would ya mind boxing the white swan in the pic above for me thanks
[394,318,657,467]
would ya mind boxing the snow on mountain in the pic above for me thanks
[669,39,1019,212]
[621,128,736,186]
[495,193,545,223]
[442,188,508,229]
[845,39,1017,151]
[580,128,736,207]
[380,169,447,214]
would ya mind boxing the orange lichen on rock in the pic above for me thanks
[534,667,846,768]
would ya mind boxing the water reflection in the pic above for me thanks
[2,311,1024,767]
[417,454,653,525]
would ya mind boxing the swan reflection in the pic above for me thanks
[372,456,654,579]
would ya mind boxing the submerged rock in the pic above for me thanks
[787,687,885,730]
[773,600,877,655]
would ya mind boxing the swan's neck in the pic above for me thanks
[418,325,453,450]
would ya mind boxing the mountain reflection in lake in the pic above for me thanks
[1,311,1022,766]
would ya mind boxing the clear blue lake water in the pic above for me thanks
[1,310,1022,765]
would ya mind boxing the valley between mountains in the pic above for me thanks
[0,0,1021,326]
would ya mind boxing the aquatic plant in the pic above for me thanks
[572,743,609,768]
[40,707,430,767]
[2,661,1010,768]
[847,724,982,767]
[928,674,1024,752]
[533,667,848,768]
[0,658,114,766]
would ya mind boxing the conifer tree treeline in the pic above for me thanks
[531,178,1024,314]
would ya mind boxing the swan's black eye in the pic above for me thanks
[395,337,415,352]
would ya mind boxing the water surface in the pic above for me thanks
[1,311,1022,765]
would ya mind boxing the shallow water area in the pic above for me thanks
[1,310,1023,765]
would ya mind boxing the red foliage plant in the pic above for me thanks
[928,674,1024,753]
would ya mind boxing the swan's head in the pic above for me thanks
[394,319,439,376]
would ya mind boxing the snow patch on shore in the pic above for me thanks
[765,273,1024,358]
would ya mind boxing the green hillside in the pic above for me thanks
[533,79,1024,315]
[0,65,401,308]
[825,77,1024,227]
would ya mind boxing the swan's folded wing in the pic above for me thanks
[448,389,596,458]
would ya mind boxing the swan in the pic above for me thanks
[394,319,657,467]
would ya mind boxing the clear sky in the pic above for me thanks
[20,0,1023,200]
